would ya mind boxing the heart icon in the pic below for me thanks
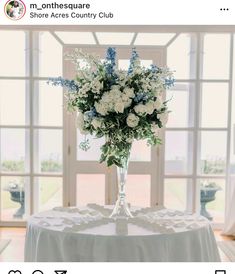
[8,271,22,274]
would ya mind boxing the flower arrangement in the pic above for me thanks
[49,48,174,167]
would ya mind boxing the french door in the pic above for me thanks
[63,46,167,207]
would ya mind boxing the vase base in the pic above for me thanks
[110,199,133,219]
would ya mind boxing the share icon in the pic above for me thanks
[54,271,67,274]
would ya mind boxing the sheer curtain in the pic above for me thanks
[223,177,235,235]
[223,83,235,235]
[223,36,235,235]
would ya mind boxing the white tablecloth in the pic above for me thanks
[24,205,220,262]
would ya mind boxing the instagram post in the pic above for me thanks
[0,0,235,272]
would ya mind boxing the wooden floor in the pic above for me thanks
[214,229,235,262]
[0,227,234,262]
[0,227,25,262]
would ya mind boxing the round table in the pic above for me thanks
[24,205,221,262]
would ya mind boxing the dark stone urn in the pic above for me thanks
[200,186,221,221]
[6,183,25,218]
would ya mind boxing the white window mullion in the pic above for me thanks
[155,48,166,206]
[28,30,34,216]
[186,34,197,212]
[225,34,234,214]
[192,33,204,213]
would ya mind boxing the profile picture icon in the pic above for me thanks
[4,0,26,20]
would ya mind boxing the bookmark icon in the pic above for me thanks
[215,271,226,274]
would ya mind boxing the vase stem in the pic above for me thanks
[110,153,133,219]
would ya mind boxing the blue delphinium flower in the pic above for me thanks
[128,48,139,74]
[48,77,79,92]
[105,47,116,75]
[150,64,160,73]
[165,78,175,88]
[134,93,148,103]
[84,107,97,120]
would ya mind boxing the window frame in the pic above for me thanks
[0,30,64,226]
[0,26,234,227]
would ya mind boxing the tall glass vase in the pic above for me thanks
[110,147,133,219]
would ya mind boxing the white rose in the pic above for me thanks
[126,113,139,128]
[91,118,102,129]
[158,113,169,126]
[145,101,155,115]
[102,92,111,103]
[134,104,146,115]
[114,101,125,113]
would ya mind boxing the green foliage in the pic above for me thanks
[100,140,132,167]
[41,159,62,172]
[1,160,24,172]
[202,159,225,174]
[1,159,62,173]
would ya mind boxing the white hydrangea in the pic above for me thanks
[114,101,125,113]
[141,79,151,92]
[134,104,147,115]
[126,113,139,128]
[116,70,126,81]
[95,86,135,115]
[91,78,103,94]
[95,101,109,116]
[122,97,132,108]
[123,87,135,98]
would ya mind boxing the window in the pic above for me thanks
[166,32,234,223]
[0,28,234,226]
[0,31,63,223]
